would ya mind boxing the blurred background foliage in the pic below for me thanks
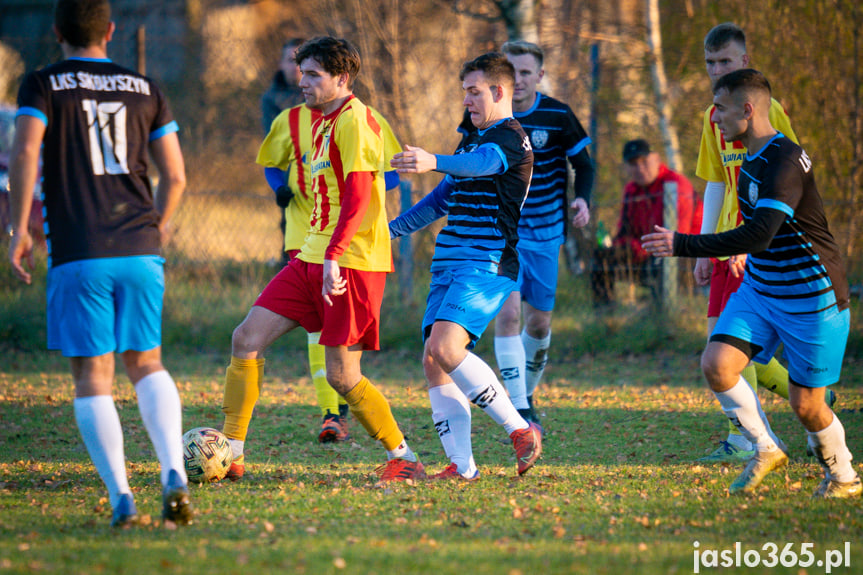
[0,0,861,326]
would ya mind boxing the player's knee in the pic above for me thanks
[325,374,352,396]
[425,337,461,373]
[495,310,520,334]
[788,390,822,421]
[700,350,729,390]
[524,316,551,338]
[231,321,262,356]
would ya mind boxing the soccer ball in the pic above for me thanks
[182,427,233,483]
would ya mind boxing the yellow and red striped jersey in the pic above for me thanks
[300,96,393,272]
[256,102,401,255]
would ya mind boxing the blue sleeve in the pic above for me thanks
[434,145,504,177]
[389,177,453,238]
[264,167,287,192]
[384,170,400,191]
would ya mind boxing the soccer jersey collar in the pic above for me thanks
[67,56,112,63]
[476,117,512,136]
[746,132,785,162]
[324,94,355,121]
[514,92,543,118]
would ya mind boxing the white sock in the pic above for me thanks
[808,414,857,483]
[228,438,244,459]
[74,395,131,509]
[386,441,416,462]
[448,352,528,435]
[429,383,477,476]
[725,433,753,451]
[713,376,780,452]
[135,371,187,487]
[494,335,528,409]
[522,329,551,398]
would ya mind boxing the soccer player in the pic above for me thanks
[389,52,541,480]
[642,69,860,499]
[490,41,594,429]
[221,36,425,482]
[225,101,401,453]
[8,0,192,526]
[693,23,807,463]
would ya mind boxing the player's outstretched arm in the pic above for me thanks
[388,178,452,238]
[641,225,676,258]
[391,145,437,174]
[645,208,786,260]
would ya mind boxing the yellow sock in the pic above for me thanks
[308,333,339,416]
[728,363,759,436]
[343,376,403,451]
[222,356,264,441]
[754,357,789,399]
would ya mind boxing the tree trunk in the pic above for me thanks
[645,0,682,173]
[496,0,539,41]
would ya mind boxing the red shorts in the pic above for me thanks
[707,258,744,318]
[254,259,387,350]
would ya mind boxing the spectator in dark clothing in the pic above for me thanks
[261,38,305,263]
[591,139,702,305]
[261,38,304,133]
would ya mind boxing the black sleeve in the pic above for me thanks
[568,148,595,206]
[673,206,786,258]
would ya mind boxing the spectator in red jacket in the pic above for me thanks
[591,139,702,305]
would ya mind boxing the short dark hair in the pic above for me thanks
[501,40,544,68]
[54,0,111,49]
[295,36,361,88]
[704,22,746,52]
[712,68,772,99]
[459,52,515,91]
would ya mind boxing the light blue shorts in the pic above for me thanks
[422,267,515,348]
[47,255,165,357]
[516,244,559,312]
[711,284,849,388]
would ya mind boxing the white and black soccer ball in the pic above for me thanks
[182,427,233,483]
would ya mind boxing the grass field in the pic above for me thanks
[2,262,863,574]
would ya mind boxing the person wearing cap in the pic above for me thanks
[590,139,701,305]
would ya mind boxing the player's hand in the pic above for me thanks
[571,197,590,228]
[390,145,436,174]
[159,221,175,247]
[274,184,294,208]
[693,257,712,286]
[9,230,35,285]
[322,258,347,306]
[640,225,675,258]
[729,254,747,278]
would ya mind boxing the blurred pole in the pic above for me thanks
[662,181,678,307]
[136,26,146,75]
[589,43,599,160]
[398,180,413,301]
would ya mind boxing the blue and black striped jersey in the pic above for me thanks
[431,117,533,281]
[460,94,591,249]
[675,134,848,314]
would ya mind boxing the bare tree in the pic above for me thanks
[442,0,539,41]
[645,0,682,173]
